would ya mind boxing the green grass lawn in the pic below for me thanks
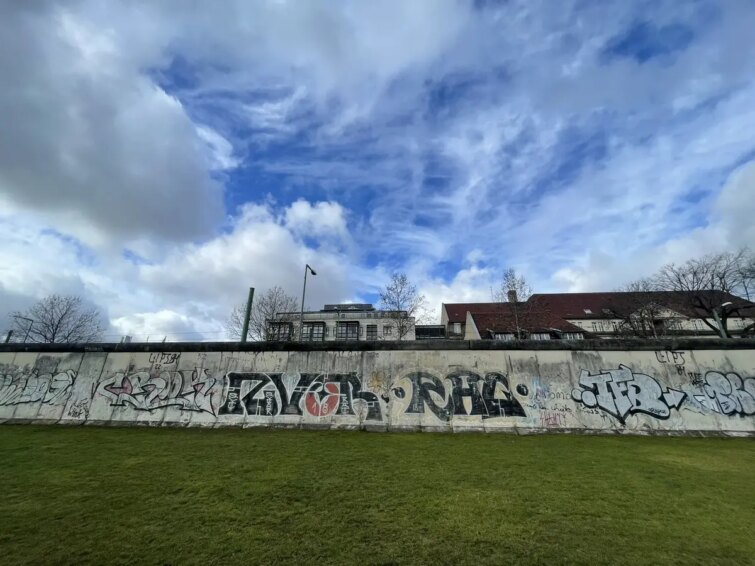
[0,427,753,566]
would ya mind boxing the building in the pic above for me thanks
[267,304,416,342]
[442,291,755,340]
[414,324,446,340]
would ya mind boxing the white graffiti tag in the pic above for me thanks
[572,365,686,423]
[694,371,755,416]
[0,369,76,406]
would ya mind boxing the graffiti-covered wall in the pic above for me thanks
[1,342,754,434]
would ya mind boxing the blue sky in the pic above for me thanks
[1,0,755,340]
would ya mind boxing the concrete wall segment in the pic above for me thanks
[1,342,753,435]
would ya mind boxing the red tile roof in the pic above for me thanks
[443,302,502,323]
[528,291,755,319]
[470,310,586,337]
[446,291,755,339]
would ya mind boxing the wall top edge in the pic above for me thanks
[1,338,754,354]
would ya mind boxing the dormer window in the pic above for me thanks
[583,309,592,315]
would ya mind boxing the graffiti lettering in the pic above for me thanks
[98,368,217,415]
[218,372,383,421]
[148,352,180,366]
[540,411,566,427]
[399,370,526,421]
[0,369,76,406]
[572,365,686,423]
[655,350,686,365]
[694,371,755,416]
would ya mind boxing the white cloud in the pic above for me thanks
[2,0,755,340]
[0,199,365,340]
[196,126,240,171]
[111,310,209,342]
[0,3,224,248]
[284,200,348,240]
[550,159,755,292]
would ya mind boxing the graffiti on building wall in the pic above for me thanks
[695,371,755,416]
[218,372,383,420]
[571,364,686,423]
[0,369,76,406]
[395,371,526,421]
[97,368,219,415]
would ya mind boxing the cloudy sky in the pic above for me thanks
[2,0,755,340]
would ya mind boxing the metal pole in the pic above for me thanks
[4,330,13,344]
[240,287,255,343]
[13,316,33,343]
[299,268,308,341]
[711,309,727,338]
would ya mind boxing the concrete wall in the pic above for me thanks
[1,340,754,435]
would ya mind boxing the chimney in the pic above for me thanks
[507,290,518,303]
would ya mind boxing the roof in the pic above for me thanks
[448,291,755,339]
[470,309,586,337]
[443,302,502,323]
[322,304,374,311]
[445,292,755,324]
[528,291,755,319]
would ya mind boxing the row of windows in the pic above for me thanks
[589,319,715,333]
[492,332,583,341]
[267,321,395,341]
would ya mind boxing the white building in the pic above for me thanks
[267,304,416,342]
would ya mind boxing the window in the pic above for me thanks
[530,333,551,340]
[366,324,378,340]
[583,309,592,315]
[562,332,583,340]
[451,322,462,335]
[383,325,393,337]
[611,321,621,332]
[336,321,359,340]
[591,321,607,332]
[267,322,291,341]
[493,333,515,341]
[301,322,325,342]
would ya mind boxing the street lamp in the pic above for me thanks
[299,264,317,341]
[711,301,733,339]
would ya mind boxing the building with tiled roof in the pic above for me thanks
[442,290,755,341]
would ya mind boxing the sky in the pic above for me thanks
[1,0,755,341]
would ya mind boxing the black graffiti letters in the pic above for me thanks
[218,372,383,420]
[401,370,526,421]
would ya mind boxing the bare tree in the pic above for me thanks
[378,273,426,340]
[606,279,682,339]
[489,268,535,339]
[492,268,532,303]
[651,249,755,338]
[226,286,299,341]
[10,295,105,343]
[736,248,755,301]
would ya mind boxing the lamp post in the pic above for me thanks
[299,264,316,341]
[711,301,733,339]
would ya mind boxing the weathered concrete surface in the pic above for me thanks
[1,340,754,435]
